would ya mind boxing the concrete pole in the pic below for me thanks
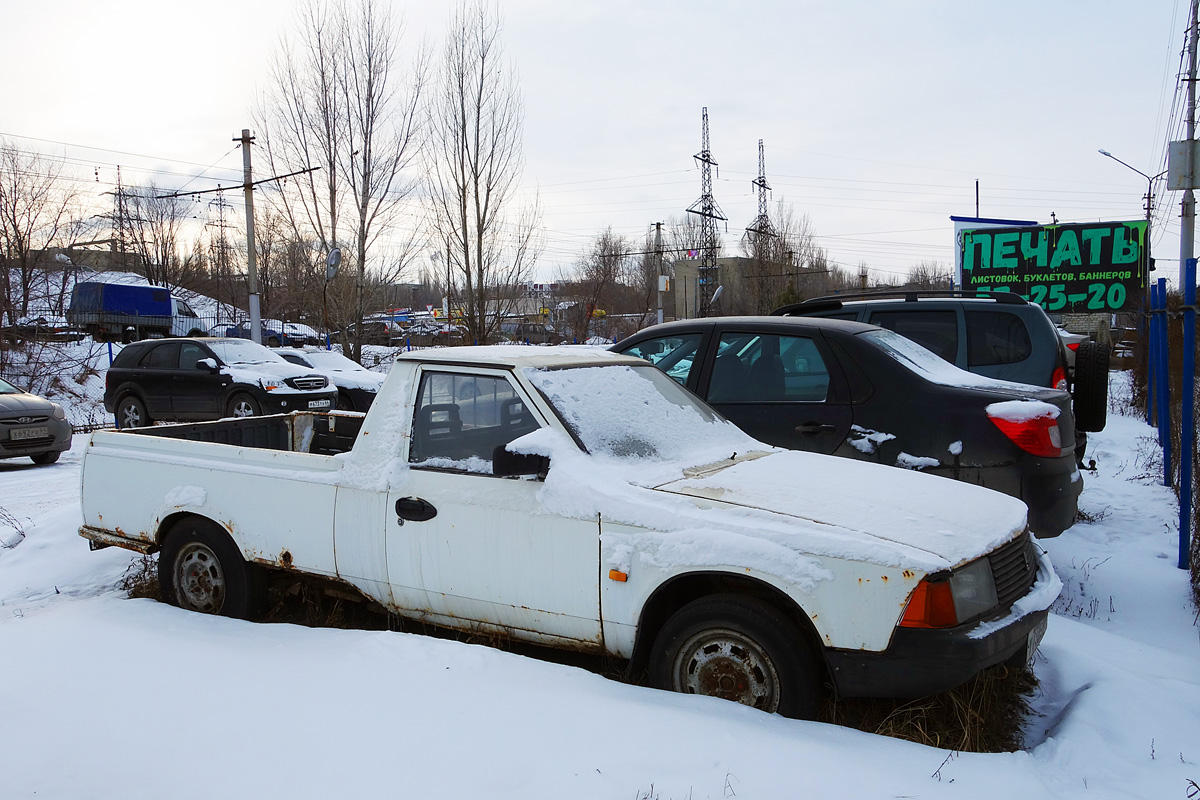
[1181,0,1199,289]
[237,129,262,345]
[655,222,664,325]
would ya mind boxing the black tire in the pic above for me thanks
[116,395,151,429]
[267,336,281,347]
[227,393,262,418]
[158,517,265,619]
[30,450,60,466]
[648,594,822,719]
[336,391,354,412]
[1073,341,1109,432]
[187,329,205,337]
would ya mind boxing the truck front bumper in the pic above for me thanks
[824,547,1058,699]
[826,608,1048,699]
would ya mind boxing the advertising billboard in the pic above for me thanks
[958,220,1147,313]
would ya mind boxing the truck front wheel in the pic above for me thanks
[649,594,822,719]
[159,518,265,620]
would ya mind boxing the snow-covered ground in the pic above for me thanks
[0,373,1196,799]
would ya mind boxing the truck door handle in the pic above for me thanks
[395,496,437,522]
[795,422,835,435]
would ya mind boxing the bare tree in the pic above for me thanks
[0,140,78,329]
[904,260,954,290]
[557,227,633,341]
[738,201,835,309]
[426,0,540,344]
[257,0,427,361]
[126,185,204,292]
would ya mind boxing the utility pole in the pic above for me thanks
[237,129,262,345]
[686,108,727,317]
[1182,0,1199,289]
[654,222,664,325]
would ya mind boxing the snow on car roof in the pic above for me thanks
[395,344,641,370]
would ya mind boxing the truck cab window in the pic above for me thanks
[409,372,540,472]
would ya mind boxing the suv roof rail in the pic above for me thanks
[770,289,1028,316]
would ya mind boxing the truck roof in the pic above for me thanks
[394,344,642,370]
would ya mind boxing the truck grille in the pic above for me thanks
[988,531,1038,607]
[291,376,327,391]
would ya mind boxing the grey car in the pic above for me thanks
[0,377,73,465]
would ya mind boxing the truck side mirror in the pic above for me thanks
[492,445,549,478]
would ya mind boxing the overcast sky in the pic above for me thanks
[0,0,1190,285]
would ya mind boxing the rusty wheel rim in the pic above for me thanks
[672,627,780,712]
[174,542,225,613]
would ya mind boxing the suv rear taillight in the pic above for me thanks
[987,409,1063,458]
[1051,365,1068,391]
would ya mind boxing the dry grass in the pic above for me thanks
[117,554,160,600]
[824,664,1038,753]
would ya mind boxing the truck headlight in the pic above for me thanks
[948,558,998,623]
[900,558,998,628]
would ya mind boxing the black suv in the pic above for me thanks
[774,292,1110,436]
[104,338,338,428]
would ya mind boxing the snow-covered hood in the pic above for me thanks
[317,368,385,392]
[651,449,1028,568]
[0,392,56,416]
[221,360,327,390]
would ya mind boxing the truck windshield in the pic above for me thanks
[207,339,285,365]
[523,363,756,463]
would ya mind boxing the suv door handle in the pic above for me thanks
[795,422,835,435]
[395,496,438,522]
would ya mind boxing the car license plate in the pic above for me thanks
[1025,616,1048,665]
[10,425,48,441]
[308,399,331,409]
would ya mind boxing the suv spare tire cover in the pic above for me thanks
[1073,340,1109,432]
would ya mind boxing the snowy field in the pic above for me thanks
[0,374,1197,799]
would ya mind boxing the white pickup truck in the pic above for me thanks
[80,346,1060,719]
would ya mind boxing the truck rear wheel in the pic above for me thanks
[649,594,822,719]
[159,517,265,620]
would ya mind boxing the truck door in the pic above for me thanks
[387,368,602,645]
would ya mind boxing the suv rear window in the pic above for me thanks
[965,310,1032,366]
[866,310,958,362]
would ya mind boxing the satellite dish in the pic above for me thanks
[326,248,341,282]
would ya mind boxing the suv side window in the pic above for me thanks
[712,333,830,402]
[965,310,1032,366]
[178,342,208,370]
[139,342,179,370]
[622,333,702,386]
[867,310,958,362]
[409,371,540,472]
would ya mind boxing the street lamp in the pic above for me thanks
[1097,149,1165,279]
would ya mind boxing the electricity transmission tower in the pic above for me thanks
[686,107,727,317]
[745,139,775,241]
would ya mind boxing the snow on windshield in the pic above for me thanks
[862,329,1045,392]
[522,363,755,465]
[207,339,285,365]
